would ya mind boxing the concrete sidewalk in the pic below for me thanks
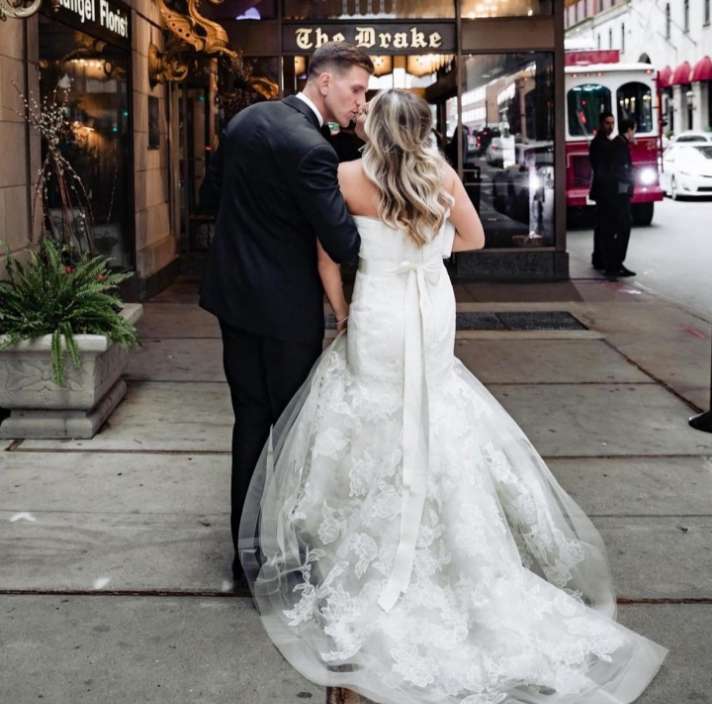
[1,269,711,703]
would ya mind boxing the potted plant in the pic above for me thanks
[0,239,142,440]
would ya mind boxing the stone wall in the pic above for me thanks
[129,0,179,282]
[0,19,40,277]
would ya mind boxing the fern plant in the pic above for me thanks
[0,239,138,386]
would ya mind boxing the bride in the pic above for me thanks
[238,88,668,704]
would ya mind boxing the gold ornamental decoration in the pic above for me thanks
[0,0,43,21]
[149,0,237,87]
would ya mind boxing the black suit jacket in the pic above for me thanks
[199,96,361,342]
[610,134,634,198]
[589,132,613,202]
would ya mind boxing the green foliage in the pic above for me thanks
[0,239,138,386]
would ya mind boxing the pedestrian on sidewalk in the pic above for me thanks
[588,111,615,270]
[590,115,637,279]
[604,117,637,279]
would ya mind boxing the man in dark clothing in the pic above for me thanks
[199,42,373,589]
[602,118,637,278]
[588,111,615,270]
[589,114,637,278]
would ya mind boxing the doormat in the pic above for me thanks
[325,311,588,330]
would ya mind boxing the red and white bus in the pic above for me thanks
[565,50,663,226]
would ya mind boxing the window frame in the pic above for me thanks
[566,82,613,138]
[616,80,655,135]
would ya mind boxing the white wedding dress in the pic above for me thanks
[238,215,667,704]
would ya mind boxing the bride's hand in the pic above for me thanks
[336,311,349,334]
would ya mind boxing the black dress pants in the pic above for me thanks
[219,320,323,578]
[596,196,632,272]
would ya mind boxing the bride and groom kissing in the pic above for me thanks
[200,41,666,704]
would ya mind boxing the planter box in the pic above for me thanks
[0,304,143,439]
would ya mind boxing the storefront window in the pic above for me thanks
[460,52,554,248]
[567,84,612,137]
[283,0,455,19]
[39,16,132,269]
[617,81,653,134]
[461,0,552,18]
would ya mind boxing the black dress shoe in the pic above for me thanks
[604,269,619,280]
[618,265,636,277]
[231,568,251,594]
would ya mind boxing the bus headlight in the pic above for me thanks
[638,167,658,186]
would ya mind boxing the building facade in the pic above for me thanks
[208,0,569,280]
[0,0,182,297]
[565,0,712,135]
[1,0,571,288]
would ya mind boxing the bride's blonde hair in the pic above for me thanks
[361,89,454,247]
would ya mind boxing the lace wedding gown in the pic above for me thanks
[238,215,667,704]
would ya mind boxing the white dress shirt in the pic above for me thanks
[296,92,325,127]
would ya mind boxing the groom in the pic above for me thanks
[199,42,374,588]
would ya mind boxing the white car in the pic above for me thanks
[661,144,712,199]
[670,131,712,145]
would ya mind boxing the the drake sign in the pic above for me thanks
[284,23,455,54]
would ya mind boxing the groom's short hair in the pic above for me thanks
[308,42,374,79]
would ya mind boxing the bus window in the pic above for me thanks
[617,81,653,133]
[567,84,612,136]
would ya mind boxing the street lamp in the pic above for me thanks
[689,340,712,433]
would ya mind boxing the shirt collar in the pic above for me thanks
[296,92,325,127]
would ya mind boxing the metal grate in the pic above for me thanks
[326,311,588,331]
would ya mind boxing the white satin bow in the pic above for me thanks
[358,256,443,612]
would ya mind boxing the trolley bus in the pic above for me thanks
[565,50,663,226]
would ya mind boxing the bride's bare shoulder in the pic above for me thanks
[338,159,378,211]
[337,158,365,186]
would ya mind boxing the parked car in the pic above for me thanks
[661,144,712,199]
[670,131,712,145]
[485,125,516,168]
[492,142,555,222]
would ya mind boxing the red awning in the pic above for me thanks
[671,60,692,85]
[658,65,673,88]
[691,55,712,82]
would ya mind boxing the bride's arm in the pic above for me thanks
[317,241,349,332]
[444,164,486,252]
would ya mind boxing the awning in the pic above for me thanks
[671,60,692,85]
[658,65,673,88]
[691,55,712,82]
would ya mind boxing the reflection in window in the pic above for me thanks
[461,0,552,18]
[39,17,132,269]
[460,53,554,249]
[283,53,456,162]
[567,84,612,136]
[617,82,653,133]
[283,0,454,19]
[204,0,276,19]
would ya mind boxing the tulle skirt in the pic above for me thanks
[238,334,667,704]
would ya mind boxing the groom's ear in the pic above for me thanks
[313,68,333,97]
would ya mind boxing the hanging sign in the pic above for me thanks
[283,23,456,54]
[44,0,131,49]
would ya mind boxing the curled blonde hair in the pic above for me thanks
[361,89,454,247]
